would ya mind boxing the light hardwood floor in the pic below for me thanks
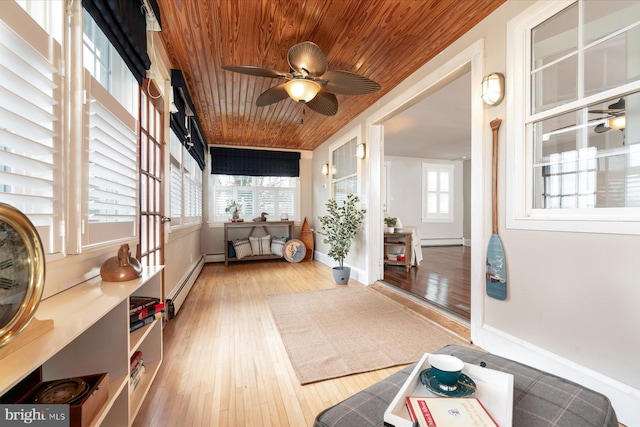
[132,260,468,426]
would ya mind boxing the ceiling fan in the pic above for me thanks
[222,41,381,116]
[589,98,625,134]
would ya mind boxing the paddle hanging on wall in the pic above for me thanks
[486,118,507,300]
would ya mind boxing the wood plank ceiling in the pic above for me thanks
[156,0,505,151]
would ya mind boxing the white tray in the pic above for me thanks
[384,352,514,427]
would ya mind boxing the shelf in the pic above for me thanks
[130,359,161,421]
[225,254,284,262]
[0,266,164,427]
[384,232,412,273]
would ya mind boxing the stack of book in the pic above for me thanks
[129,296,164,333]
[130,350,145,390]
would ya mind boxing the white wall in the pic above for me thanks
[311,0,640,424]
[385,156,464,245]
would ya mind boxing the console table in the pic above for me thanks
[224,221,294,265]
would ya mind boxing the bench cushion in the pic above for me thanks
[313,345,618,427]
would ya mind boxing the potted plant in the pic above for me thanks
[384,216,397,233]
[225,201,242,220]
[317,194,367,284]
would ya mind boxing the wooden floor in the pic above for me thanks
[383,245,471,320]
[132,260,469,427]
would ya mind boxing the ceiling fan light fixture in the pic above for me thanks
[608,116,626,130]
[284,79,321,103]
[481,72,505,106]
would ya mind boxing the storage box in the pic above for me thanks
[1,368,109,427]
[384,352,514,427]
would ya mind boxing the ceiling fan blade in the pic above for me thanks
[306,91,338,116]
[589,97,625,115]
[222,65,289,79]
[321,70,381,95]
[288,41,327,77]
[589,109,624,115]
[256,84,290,106]
[594,123,610,134]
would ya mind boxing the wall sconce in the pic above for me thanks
[356,143,366,159]
[321,163,329,175]
[481,72,505,106]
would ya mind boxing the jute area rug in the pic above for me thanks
[266,285,467,385]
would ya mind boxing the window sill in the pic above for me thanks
[506,214,640,235]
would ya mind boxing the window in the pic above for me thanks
[81,13,139,248]
[422,163,454,222]
[507,0,640,234]
[170,130,202,228]
[0,2,64,255]
[83,9,138,117]
[209,175,298,223]
[331,137,358,202]
[16,0,63,42]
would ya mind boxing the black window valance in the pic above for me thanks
[82,0,156,85]
[171,69,206,170]
[210,147,301,177]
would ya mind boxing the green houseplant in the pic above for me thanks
[384,216,397,233]
[317,194,367,284]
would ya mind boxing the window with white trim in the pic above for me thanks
[331,137,358,203]
[507,0,640,234]
[209,175,298,222]
[170,130,202,228]
[0,3,64,255]
[421,163,454,222]
[81,12,139,248]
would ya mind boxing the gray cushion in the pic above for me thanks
[313,345,618,427]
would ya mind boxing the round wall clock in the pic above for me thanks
[0,203,46,348]
[283,239,307,263]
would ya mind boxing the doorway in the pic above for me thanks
[138,79,165,295]
[382,71,472,322]
[366,40,486,336]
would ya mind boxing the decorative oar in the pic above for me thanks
[486,118,507,300]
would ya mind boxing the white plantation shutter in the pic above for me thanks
[169,130,202,228]
[84,74,138,247]
[0,7,63,255]
[278,189,295,217]
[169,131,183,224]
[214,188,233,220]
[210,175,298,222]
[183,153,202,223]
[422,163,453,221]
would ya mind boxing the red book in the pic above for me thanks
[405,397,498,427]
[130,302,165,323]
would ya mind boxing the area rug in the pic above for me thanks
[266,286,467,384]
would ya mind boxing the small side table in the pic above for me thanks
[384,232,412,272]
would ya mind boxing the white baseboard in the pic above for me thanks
[475,325,640,426]
[314,251,367,285]
[166,256,205,318]
[205,253,224,263]
[421,238,463,246]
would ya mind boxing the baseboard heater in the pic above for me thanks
[166,255,204,320]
